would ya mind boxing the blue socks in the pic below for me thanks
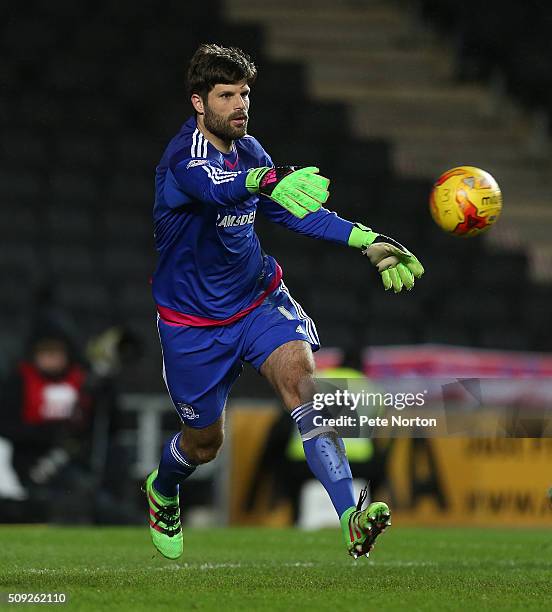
[291,401,355,517]
[154,407,356,518]
[153,432,196,498]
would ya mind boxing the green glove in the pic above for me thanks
[348,223,424,293]
[246,166,330,219]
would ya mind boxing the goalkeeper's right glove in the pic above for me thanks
[348,223,425,293]
[246,166,330,219]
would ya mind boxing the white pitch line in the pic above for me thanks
[22,560,439,573]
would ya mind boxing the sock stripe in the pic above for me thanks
[294,408,316,424]
[170,445,194,470]
[170,434,196,469]
[291,401,314,422]
[291,401,313,415]
[292,407,314,422]
[294,403,314,415]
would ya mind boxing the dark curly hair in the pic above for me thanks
[187,43,257,100]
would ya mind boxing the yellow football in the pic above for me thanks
[430,166,502,237]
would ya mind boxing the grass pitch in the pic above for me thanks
[1,526,550,611]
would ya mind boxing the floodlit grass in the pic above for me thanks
[1,526,551,611]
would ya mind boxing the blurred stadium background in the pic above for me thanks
[1,0,551,533]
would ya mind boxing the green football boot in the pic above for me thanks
[142,469,183,560]
[340,487,391,559]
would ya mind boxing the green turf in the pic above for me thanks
[1,526,550,611]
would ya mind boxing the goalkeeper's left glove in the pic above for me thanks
[348,223,424,293]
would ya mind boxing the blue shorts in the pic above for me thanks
[157,282,320,428]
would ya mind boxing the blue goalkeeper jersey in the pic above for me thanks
[152,115,354,324]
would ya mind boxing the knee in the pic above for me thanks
[190,443,221,465]
[180,431,223,465]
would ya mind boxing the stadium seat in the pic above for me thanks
[101,207,153,246]
[46,244,98,280]
[0,170,44,200]
[142,26,209,58]
[471,252,528,291]
[72,24,135,60]
[0,209,40,243]
[56,134,108,171]
[117,282,157,317]
[34,0,89,19]
[296,102,351,142]
[46,206,96,243]
[263,139,335,173]
[115,136,158,173]
[318,324,360,349]
[307,287,360,325]
[57,280,110,313]
[418,255,474,295]
[49,171,102,206]
[0,330,27,372]
[276,261,313,291]
[308,251,364,289]
[422,324,475,346]
[105,174,154,206]
[253,62,307,102]
[0,241,39,270]
[0,129,46,169]
[92,0,158,23]
[0,93,11,127]
[210,24,265,57]
[18,93,64,128]
[3,21,58,56]
[522,286,552,328]
[366,327,419,346]
[328,181,370,219]
[73,312,119,339]
[0,60,19,96]
[521,286,552,350]
[114,62,174,101]
[100,246,155,284]
[44,56,107,94]
[439,291,516,329]
[477,327,529,352]
[0,277,36,315]
[530,327,552,352]
[333,139,393,180]
[67,96,126,130]
[368,291,423,328]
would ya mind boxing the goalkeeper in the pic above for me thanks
[145,44,424,560]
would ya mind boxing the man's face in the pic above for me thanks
[203,81,250,141]
[32,341,69,378]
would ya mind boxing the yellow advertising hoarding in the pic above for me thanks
[388,437,552,526]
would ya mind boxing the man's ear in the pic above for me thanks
[191,93,204,115]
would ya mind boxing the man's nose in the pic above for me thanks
[234,96,247,110]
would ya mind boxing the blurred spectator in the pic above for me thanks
[0,323,144,524]
[0,326,94,522]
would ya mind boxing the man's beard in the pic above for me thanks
[203,104,248,141]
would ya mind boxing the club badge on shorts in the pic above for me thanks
[177,402,200,420]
